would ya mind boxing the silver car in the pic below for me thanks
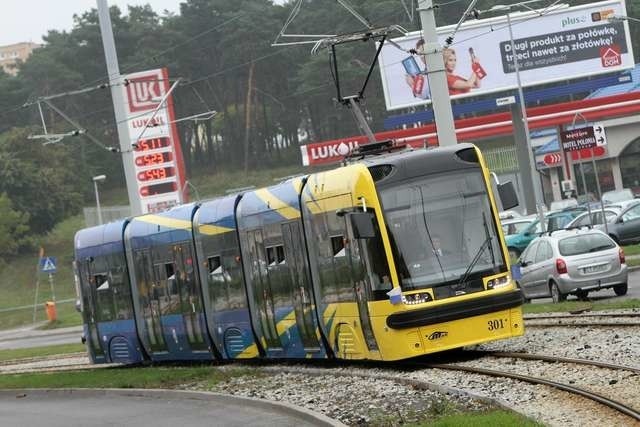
[516,229,628,303]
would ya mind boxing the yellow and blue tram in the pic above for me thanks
[74,143,524,364]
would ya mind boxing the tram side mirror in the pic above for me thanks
[498,181,519,211]
[351,212,376,239]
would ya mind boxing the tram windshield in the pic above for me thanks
[380,169,505,292]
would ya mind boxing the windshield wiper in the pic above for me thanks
[459,213,495,287]
[458,236,491,288]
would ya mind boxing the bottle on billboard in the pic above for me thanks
[469,47,487,80]
[402,56,425,97]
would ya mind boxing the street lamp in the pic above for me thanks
[92,175,106,225]
[488,2,548,231]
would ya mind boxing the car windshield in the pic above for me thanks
[603,189,634,203]
[558,233,616,256]
[380,169,505,291]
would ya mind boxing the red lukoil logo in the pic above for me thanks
[600,45,621,68]
[126,77,165,112]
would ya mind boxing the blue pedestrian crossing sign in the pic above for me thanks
[40,257,57,274]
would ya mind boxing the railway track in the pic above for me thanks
[524,312,640,327]
[0,353,94,374]
[406,349,640,425]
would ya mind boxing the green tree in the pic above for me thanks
[0,193,31,261]
[0,128,83,234]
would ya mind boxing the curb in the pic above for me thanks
[0,388,346,427]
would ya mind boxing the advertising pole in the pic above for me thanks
[97,0,141,215]
[417,0,457,147]
[505,11,546,231]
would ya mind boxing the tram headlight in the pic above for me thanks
[487,275,511,290]
[402,292,433,305]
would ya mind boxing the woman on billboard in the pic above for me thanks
[404,39,486,97]
[443,47,484,95]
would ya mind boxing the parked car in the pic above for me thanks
[549,198,578,212]
[602,200,640,245]
[501,216,536,238]
[515,229,628,303]
[564,208,620,229]
[499,210,522,220]
[602,188,636,204]
[505,209,585,259]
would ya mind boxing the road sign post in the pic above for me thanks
[561,122,608,229]
[40,257,57,304]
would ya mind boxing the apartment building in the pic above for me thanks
[0,42,40,75]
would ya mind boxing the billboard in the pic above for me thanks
[123,68,186,214]
[378,0,633,110]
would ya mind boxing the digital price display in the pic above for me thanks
[139,182,177,197]
[135,152,173,167]
[137,167,175,182]
[135,137,171,152]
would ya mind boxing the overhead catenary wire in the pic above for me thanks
[9,2,405,136]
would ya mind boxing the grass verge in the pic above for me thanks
[0,365,254,390]
[415,410,543,426]
[623,244,640,256]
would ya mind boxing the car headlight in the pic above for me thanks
[487,275,511,290]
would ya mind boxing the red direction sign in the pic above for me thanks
[543,153,562,165]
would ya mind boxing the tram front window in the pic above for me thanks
[380,169,505,292]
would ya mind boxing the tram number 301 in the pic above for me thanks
[487,318,508,331]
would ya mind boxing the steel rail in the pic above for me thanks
[523,313,640,320]
[480,351,640,374]
[422,363,640,421]
[0,352,87,367]
[524,321,640,327]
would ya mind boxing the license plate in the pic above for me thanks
[583,265,607,274]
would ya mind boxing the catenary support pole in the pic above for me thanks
[97,0,141,215]
[417,0,457,147]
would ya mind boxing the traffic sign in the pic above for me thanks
[40,257,57,274]
[543,153,562,166]
[561,124,607,152]
[592,123,607,146]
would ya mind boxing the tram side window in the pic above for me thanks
[266,247,276,266]
[165,262,180,313]
[318,210,354,303]
[109,259,133,320]
[222,233,246,310]
[208,255,229,311]
[266,245,286,266]
[94,273,114,322]
[362,216,393,300]
[331,235,346,257]
[276,245,285,264]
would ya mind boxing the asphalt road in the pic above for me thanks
[0,389,341,427]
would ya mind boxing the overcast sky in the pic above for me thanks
[1,1,281,46]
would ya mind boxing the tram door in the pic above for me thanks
[282,222,319,349]
[345,215,378,351]
[173,244,207,350]
[246,230,281,349]
[78,259,106,359]
[134,250,167,354]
